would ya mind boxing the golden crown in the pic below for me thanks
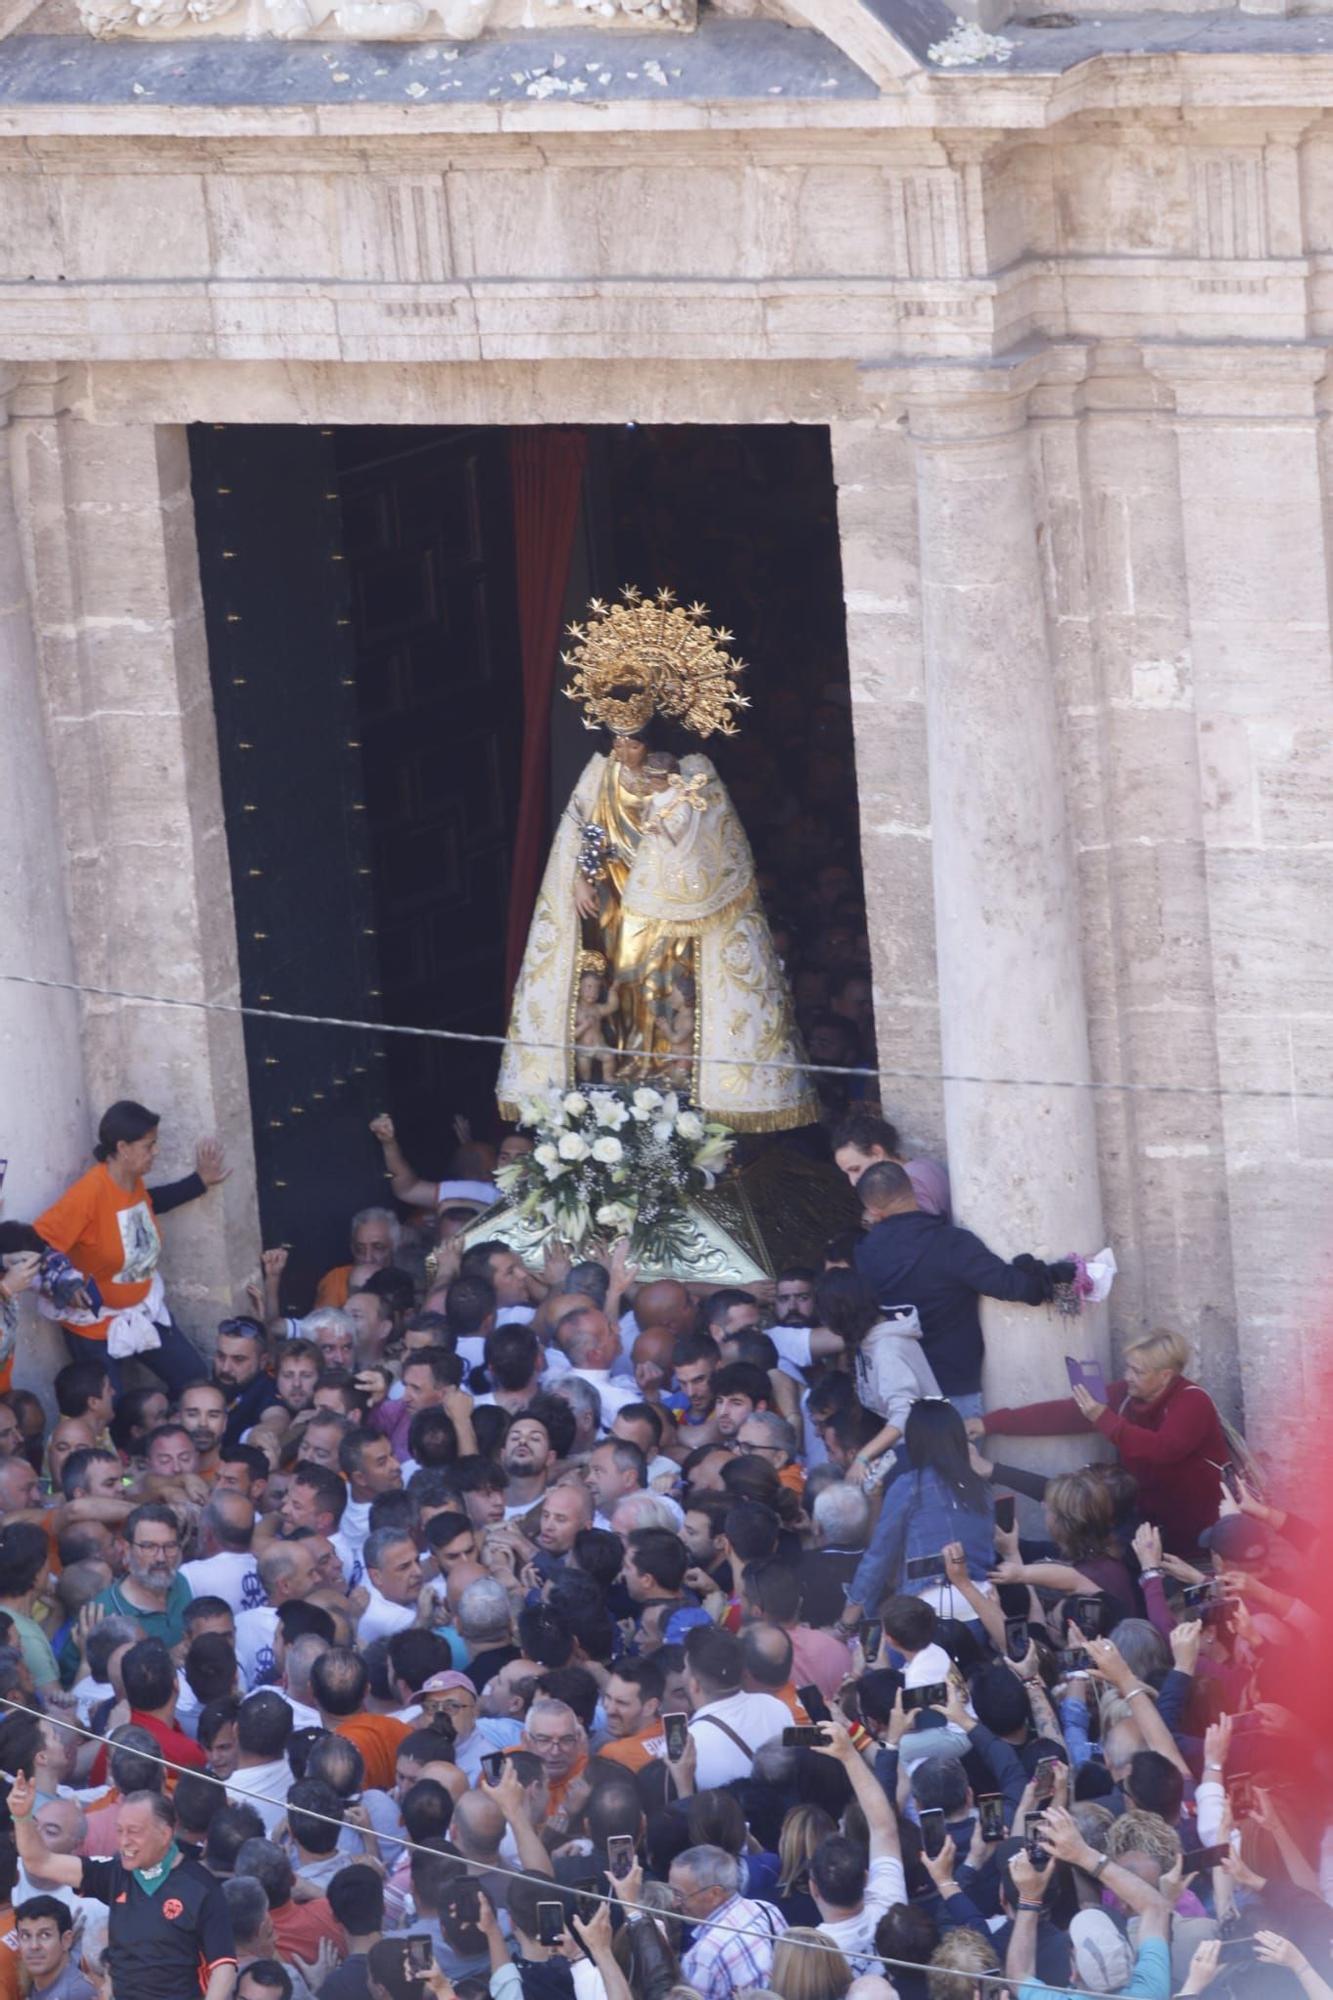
[562,586,749,739]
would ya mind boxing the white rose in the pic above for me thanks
[592,1093,630,1129]
[632,1087,664,1113]
[557,1132,591,1162]
[675,1111,704,1141]
[596,1201,634,1229]
[591,1135,624,1165]
[563,1091,590,1117]
[651,1117,677,1145]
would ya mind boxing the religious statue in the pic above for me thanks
[498,588,817,1133]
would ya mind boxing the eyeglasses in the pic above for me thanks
[738,1440,785,1459]
[527,1731,578,1752]
[132,1539,179,1554]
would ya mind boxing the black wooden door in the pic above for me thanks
[192,423,387,1306]
[334,427,523,1174]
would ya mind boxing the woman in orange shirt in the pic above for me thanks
[35,1099,228,1397]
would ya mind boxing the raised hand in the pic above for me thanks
[1070,1381,1107,1424]
[369,1113,395,1143]
[1169,1618,1202,1675]
[196,1137,231,1186]
[1132,1522,1163,1571]
[261,1246,288,1278]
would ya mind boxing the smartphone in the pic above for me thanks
[400,1938,434,1982]
[1004,1616,1029,1664]
[919,1807,947,1859]
[482,1752,506,1784]
[1216,1939,1256,1963]
[1182,1582,1223,1609]
[607,1834,635,1881]
[903,1682,948,1714]
[1073,1595,1105,1639]
[860,1621,882,1665]
[978,1793,1006,1841]
[798,1684,831,1724]
[0,1160,7,1195]
[1065,1356,1109,1403]
[783,1725,831,1748]
[1230,1779,1254,1819]
[663,1712,689,1762]
[537,1903,566,1948]
[1056,1647,1089,1676]
[1218,1462,1241,1502]
[1033,1755,1060,1805]
[1181,1843,1229,1873]
[994,1495,1016,1536]
[1021,1812,1047,1868]
[904,1552,946,1582]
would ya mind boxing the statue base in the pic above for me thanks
[460,1178,772,1285]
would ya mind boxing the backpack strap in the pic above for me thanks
[695,1712,755,1761]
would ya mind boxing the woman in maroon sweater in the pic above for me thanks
[972,1327,1228,1556]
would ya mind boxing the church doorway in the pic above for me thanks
[191,421,872,1293]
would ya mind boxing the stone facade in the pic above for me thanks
[1,3,1330,1442]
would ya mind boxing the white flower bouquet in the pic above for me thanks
[494,1084,736,1262]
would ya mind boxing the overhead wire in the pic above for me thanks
[0,968,1326,1106]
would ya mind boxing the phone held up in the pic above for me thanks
[400,1938,435,1984]
[606,1835,636,1881]
[919,1807,947,1860]
[662,1713,690,1762]
[537,1903,566,1949]
[993,1495,1016,1537]
[797,1684,831,1724]
[782,1725,831,1748]
[977,1793,1006,1842]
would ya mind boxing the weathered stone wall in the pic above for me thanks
[0,78,1329,1437]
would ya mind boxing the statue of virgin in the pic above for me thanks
[497,590,817,1133]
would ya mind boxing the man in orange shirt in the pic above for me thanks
[312,1210,401,1310]
[737,1412,806,1499]
[310,1647,409,1793]
[520,1695,587,1822]
[740,1623,815,1723]
[597,1660,667,1774]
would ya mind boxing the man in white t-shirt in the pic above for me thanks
[180,1492,266,1615]
[338,1431,402,1557]
[235,1540,319,1689]
[807,1719,908,1974]
[356,1527,430,1647]
[683,1625,790,1790]
[551,1308,639,1425]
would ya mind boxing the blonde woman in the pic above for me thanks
[775,1805,837,1925]
[973,1328,1230,1557]
[769,1930,852,2000]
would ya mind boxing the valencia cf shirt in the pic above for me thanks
[78,1854,234,2000]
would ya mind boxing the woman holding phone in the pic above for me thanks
[836,1399,995,1633]
[971,1328,1228,1557]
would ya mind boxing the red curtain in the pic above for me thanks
[504,427,589,995]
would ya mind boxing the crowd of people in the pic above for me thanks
[0,1097,1326,2000]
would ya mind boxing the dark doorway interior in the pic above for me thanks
[193,423,870,1299]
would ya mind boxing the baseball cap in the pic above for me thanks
[1198,1515,1269,1565]
[1069,1910,1134,1992]
[417,1670,478,1699]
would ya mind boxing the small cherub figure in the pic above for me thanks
[658,968,696,1083]
[575,956,621,1084]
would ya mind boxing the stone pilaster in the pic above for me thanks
[8,393,260,1340]
[1144,344,1333,1449]
[830,408,944,1160]
[904,366,1108,1420]
[0,377,88,1405]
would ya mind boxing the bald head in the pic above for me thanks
[634,1281,693,1337]
[741,1622,795,1692]
[451,1790,505,1857]
[556,1308,618,1371]
[202,1491,256,1553]
[445,1560,489,1612]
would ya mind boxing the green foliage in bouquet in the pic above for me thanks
[494,1084,735,1264]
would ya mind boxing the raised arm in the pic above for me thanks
[1080,1632,1189,1777]
[369,1113,438,1208]
[6,1771,83,1889]
[483,1763,554,1879]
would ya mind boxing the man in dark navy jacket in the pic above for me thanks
[852,1164,1072,1415]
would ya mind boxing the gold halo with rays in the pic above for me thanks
[561,585,750,739]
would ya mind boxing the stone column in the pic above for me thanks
[8,394,259,1341]
[905,368,1107,1420]
[1144,345,1333,1452]
[0,382,89,1405]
